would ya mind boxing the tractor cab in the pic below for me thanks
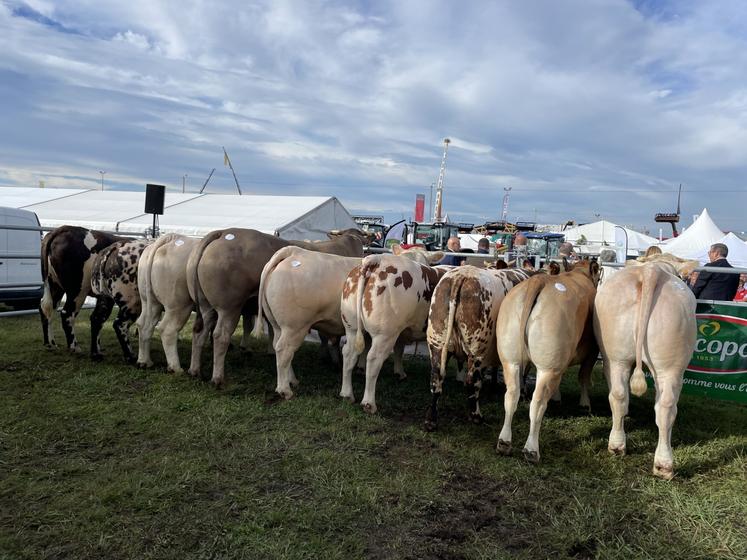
[406,221,461,251]
[522,232,565,259]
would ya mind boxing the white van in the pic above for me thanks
[0,206,44,309]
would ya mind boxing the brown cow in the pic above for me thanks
[40,225,129,352]
[495,260,601,463]
[187,228,370,387]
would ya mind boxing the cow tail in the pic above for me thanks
[136,234,175,330]
[354,255,380,354]
[39,230,58,321]
[186,230,223,306]
[252,246,297,339]
[631,265,660,397]
[517,276,547,361]
[439,274,465,378]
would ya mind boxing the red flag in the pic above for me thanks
[415,194,425,222]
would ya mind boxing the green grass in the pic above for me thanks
[1,311,745,560]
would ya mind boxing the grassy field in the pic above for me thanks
[1,311,746,560]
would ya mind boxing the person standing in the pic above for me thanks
[734,273,747,302]
[691,243,740,301]
[477,238,490,254]
[439,236,464,266]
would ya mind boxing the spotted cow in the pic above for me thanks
[136,233,200,372]
[40,225,129,352]
[338,248,449,413]
[495,260,601,463]
[90,238,152,363]
[424,266,532,430]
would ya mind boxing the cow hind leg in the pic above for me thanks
[40,282,64,348]
[90,297,114,361]
[392,339,406,380]
[497,361,523,455]
[209,309,242,388]
[274,328,308,399]
[189,306,217,379]
[158,305,193,374]
[61,293,85,353]
[577,352,597,412]
[606,360,631,456]
[360,334,398,414]
[339,329,360,402]
[113,306,138,364]
[424,345,448,431]
[466,360,485,424]
[522,367,563,464]
[136,299,163,369]
[652,371,682,481]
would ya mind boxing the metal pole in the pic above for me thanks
[99,170,106,190]
[182,174,187,193]
[200,168,216,194]
[223,147,242,195]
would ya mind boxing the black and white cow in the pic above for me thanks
[40,226,128,352]
[90,239,152,363]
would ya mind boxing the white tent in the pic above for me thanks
[561,220,657,254]
[660,208,724,257]
[687,232,747,268]
[0,187,358,241]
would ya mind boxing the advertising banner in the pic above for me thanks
[681,300,747,403]
[414,194,425,222]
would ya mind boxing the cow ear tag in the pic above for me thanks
[175,239,184,246]
[291,260,302,267]
[554,283,567,292]
[225,234,235,240]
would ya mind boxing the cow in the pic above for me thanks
[424,266,532,431]
[338,246,446,413]
[252,246,361,398]
[136,233,200,372]
[594,260,698,480]
[495,260,601,463]
[188,228,369,387]
[90,239,151,363]
[39,225,129,352]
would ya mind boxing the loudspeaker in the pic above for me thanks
[145,183,165,215]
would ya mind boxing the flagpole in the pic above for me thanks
[222,147,242,195]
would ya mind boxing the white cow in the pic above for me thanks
[338,246,446,413]
[594,260,697,480]
[136,233,199,373]
[253,246,361,399]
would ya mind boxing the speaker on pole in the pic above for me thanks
[145,183,165,215]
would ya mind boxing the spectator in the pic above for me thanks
[734,274,747,302]
[477,238,490,254]
[439,236,463,266]
[559,241,579,263]
[691,243,740,301]
[644,245,662,258]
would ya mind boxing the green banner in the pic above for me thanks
[681,300,747,403]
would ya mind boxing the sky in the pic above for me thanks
[1,0,747,234]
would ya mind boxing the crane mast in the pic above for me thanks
[432,138,451,222]
[500,187,512,222]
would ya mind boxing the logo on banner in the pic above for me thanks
[690,313,747,374]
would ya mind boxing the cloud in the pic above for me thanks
[1,0,747,232]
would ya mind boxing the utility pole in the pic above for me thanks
[182,174,188,193]
[428,183,434,222]
[99,170,106,191]
[432,138,451,222]
[501,187,512,222]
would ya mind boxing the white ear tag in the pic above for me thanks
[291,260,301,267]
[554,283,567,292]
[225,233,235,240]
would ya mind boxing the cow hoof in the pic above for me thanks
[608,445,626,456]
[362,402,377,414]
[522,448,540,464]
[167,366,184,375]
[45,342,58,350]
[339,392,355,403]
[125,356,137,366]
[70,345,83,354]
[276,389,294,400]
[423,420,438,432]
[91,353,104,363]
[496,439,512,455]
[289,378,300,388]
[137,361,148,369]
[469,412,484,425]
[580,404,592,415]
[653,463,674,481]
[187,368,199,378]
[210,379,225,390]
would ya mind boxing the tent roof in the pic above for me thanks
[687,232,747,268]
[561,220,657,252]
[0,187,358,240]
[660,208,724,257]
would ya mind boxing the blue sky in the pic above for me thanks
[1,0,747,233]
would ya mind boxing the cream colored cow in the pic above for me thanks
[253,246,361,399]
[496,260,601,463]
[338,246,445,413]
[594,261,697,480]
[136,233,199,373]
